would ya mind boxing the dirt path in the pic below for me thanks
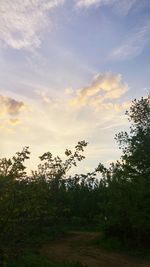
[39,231,150,267]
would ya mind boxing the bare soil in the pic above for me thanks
[39,231,150,267]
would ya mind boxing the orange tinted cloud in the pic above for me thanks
[70,72,128,109]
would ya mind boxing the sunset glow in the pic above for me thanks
[0,0,150,173]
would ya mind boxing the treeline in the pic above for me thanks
[0,95,150,261]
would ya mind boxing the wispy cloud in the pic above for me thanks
[36,90,64,108]
[75,0,138,15]
[69,72,128,110]
[0,0,64,49]
[76,0,114,8]
[111,20,150,60]
[113,0,138,16]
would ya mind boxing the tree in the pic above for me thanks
[115,95,150,177]
[0,147,30,179]
[37,140,87,178]
[100,95,150,246]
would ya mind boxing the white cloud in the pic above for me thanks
[113,0,137,16]
[0,0,64,49]
[75,0,138,15]
[36,90,63,108]
[111,21,150,60]
[76,0,113,8]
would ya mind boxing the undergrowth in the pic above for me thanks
[7,252,85,267]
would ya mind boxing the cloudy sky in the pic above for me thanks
[0,0,150,174]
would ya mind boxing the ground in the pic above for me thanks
[39,231,150,267]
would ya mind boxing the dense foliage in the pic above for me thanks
[0,95,149,264]
[101,95,150,246]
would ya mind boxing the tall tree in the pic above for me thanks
[100,95,150,246]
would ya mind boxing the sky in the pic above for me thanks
[0,0,150,174]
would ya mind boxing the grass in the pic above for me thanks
[25,225,66,244]
[0,224,68,267]
[90,233,150,259]
[7,253,85,267]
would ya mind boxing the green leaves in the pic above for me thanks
[0,147,30,179]
[36,140,88,180]
[126,95,150,129]
[99,94,150,247]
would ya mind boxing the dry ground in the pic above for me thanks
[39,231,150,267]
